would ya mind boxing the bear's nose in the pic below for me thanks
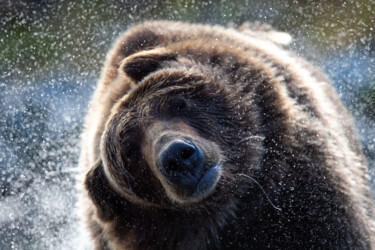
[159,140,204,181]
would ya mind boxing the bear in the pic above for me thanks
[79,21,375,249]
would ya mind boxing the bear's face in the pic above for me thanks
[89,49,263,210]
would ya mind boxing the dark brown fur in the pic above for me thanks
[79,21,375,249]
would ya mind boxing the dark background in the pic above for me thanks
[0,0,374,249]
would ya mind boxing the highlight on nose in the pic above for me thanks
[158,139,222,200]
[159,140,204,178]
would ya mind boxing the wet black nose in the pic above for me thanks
[159,141,204,180]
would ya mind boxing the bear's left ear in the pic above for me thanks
[85,159,124,221]
[120,48,177,82]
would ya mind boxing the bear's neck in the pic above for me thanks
[108,196,244,250]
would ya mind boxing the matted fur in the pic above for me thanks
[79,21,375,249]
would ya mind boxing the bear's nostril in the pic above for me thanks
[180,147,195,160]
[159,140,204,178]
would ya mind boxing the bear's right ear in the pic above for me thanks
[120,48,177,82]
[85,159,125,221]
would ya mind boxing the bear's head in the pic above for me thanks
[85,47,264,219]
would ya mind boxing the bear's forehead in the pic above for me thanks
[119,70,214,110]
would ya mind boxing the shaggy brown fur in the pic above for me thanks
[79,21,375,249]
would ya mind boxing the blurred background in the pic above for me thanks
[0,0,374,249]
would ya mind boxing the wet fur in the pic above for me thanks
[79,21,375,249]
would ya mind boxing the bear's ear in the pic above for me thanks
[85,160,124,221]
[120,48,177,82]
[236,22,292,46]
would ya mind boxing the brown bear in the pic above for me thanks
[79,21,375,249]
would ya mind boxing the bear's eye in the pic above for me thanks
[168,98,189,116]
[121,141,141,165]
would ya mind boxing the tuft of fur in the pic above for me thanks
[79,21,375,249]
